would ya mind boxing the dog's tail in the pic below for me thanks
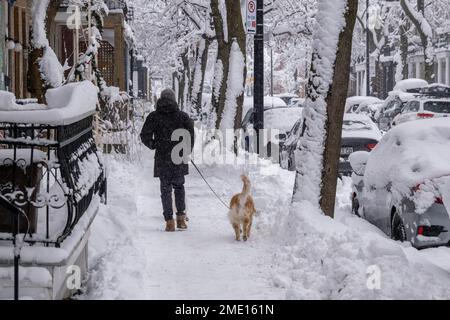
[241,175,251,196]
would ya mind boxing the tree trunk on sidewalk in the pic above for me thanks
[319,0,358,218]
[210,0,246,130]
[292,0,358,218]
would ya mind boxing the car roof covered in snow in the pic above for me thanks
[393,78,428,92]
[387,90,417,102]
[345,96,381,112]
[364,118,450,197]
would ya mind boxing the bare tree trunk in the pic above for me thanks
[319,0,358,218]
[400,21,409,79]
[178,48,190,111]
[189,37,211,115]
[401,0,434,82]
[210,0,246,130]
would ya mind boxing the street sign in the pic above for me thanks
[246,0,257,34]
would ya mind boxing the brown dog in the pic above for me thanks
[228,175,256,241]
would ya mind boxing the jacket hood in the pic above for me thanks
[156,98,179,113]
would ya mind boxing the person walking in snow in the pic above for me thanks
[140,88,195,232]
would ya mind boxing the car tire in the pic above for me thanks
[391,211,407,242]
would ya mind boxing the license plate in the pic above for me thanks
[341,147,353,155]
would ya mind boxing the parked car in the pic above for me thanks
[392,84,450,126]
[355,100,384,121]
[377,79,429,131]
[376,91,416,131]
[339,114,381,176]
[393,78,428,93]
[345,96,382,113]
[275,93,299,106]
[242,106,303,161]
[280,114,381,175]
[290,98,306,108]
[243,96,288,120]
[349,118,450,249]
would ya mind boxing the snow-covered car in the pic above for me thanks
[393,78,428,93]
[345,96,382,113]
[354,100,384,121]
[243,96,288,120]
[275,93,299,106]
[280,114,381,175]
[339,114,381,176]
[392,97,450,126]
[376,90,417,131]
[242,106,303,161]
[290,98,305,108]
[392,85,450,126]
[349,118,450,249]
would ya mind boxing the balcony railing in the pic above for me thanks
[0,115,107,248]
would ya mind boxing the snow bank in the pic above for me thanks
[364,118,450,211]
[0,81,98,125]
[273,199,450,299]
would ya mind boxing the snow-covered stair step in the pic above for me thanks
[0,266,52,300]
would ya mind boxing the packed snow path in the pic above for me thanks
[84,149,450,300]
[85,150,291,299]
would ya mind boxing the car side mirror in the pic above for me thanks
[349,151,369,176]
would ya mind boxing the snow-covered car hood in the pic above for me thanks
[364,118,450,206]
[341,114,382,141]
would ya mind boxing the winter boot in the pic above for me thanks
[176,214,188,230]
[165,219,176,232]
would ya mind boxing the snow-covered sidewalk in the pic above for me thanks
[83,150,450,300]
[84,150,292,299]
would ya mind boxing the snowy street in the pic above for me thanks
[84,149,450,300]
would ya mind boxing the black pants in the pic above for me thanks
[159,174,186,221]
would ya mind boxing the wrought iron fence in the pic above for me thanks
[0,115,107,248]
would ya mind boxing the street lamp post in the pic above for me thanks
[254,0,264,154]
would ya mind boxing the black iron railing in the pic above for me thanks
[0,116,107,248]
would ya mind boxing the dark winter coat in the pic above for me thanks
[140,98,195,178]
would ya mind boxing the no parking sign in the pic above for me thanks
[246,0,257,34]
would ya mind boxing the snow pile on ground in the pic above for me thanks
[272,178,450,299]
[364,118,450,212]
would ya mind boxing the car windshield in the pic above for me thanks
[342,120,371,131]
[424,101,450,114]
